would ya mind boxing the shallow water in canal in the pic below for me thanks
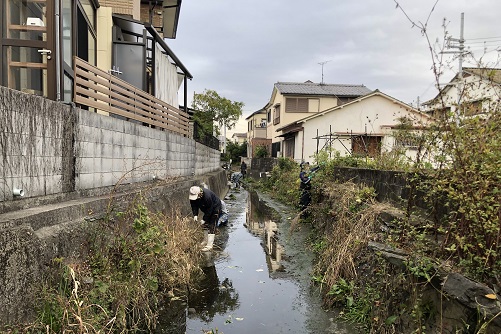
[158,187,354,334]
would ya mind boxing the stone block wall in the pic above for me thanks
[249,157,277,177]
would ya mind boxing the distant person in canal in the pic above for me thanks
[189,186,222,252]
[299,162,320,212]
[240,161,247,178]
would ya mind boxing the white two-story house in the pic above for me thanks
[263,80,372,158]
[423,67,501,120]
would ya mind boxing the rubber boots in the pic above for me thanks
[200,230,209,247]
[201,234,215,252]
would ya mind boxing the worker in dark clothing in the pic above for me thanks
[189,186,222,251]
[240,161,247,178]
[299,170,312,211]
[299,162,320,211]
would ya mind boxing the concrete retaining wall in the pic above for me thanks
[0,87,221,214]
[0,87,75,203]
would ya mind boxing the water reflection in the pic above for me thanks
[188,257,239,322]
[246,191,285,274]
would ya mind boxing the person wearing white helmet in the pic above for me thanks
[189,185,222,251]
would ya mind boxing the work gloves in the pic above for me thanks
[194,216,205,225]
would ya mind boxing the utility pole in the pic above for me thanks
[446,12,465,123]
[318,60,331,84]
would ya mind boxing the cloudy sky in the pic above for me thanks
[167,0,501,135]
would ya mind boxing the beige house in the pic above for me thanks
[245,109,271,157]
[263,81,372,157]
[231,133,247,145]
[276,90,433,163]
[423,67,501,119]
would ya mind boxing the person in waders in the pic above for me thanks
[189,186,222,251]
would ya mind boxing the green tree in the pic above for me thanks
[254,145,269,158]
[192,89,244,136]
[226,140,247,163]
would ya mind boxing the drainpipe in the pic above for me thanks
[55,0,61,101]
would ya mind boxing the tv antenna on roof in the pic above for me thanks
[318,60,331,84]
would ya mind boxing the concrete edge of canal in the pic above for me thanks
[0,170,229,325]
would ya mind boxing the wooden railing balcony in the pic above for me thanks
[73,57,189,136]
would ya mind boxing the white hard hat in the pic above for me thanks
[189,186,202,200]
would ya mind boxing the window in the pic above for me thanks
[267,110,271,123]
[273,105,280,125]
[352,136,382,158]
[248,120,252,131]
[394,132,420,149]
[285,97,308,112]
[463,100,484,116]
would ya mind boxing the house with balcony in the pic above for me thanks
[0,0,191,136]
[422,67,501,119]
[263,81,372,158]
[245,108,270,157]
[275,89,433,163]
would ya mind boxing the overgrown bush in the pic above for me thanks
[254,145,269,158]
[261,157,300,206]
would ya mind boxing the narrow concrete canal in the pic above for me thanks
[159,187,354,333]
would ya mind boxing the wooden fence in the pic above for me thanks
[73,57,189,136]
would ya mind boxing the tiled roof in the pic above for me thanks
[232,133,247,138]
[275,81,371,97]
[464,67,501,84]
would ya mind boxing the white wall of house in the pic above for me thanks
[297,93,431,163]
[424,72,501,117]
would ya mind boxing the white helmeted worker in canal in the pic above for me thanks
[189,185,222,251]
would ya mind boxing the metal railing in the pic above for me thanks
[73,57,189,136]
[193,122,220,150]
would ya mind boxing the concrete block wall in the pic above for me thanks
[0,87,74,203]
[0,86,221,211]
[195,142,221,176]
[76,108,218,190]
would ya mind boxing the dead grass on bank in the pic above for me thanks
[310,182,391,300]
[21,195,204,334]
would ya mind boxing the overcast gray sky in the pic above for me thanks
[167,0,501,135]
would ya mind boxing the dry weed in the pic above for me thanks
[312,182,390,301]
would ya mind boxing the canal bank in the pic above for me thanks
[0,170,228,326]
[161,187,355,333]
